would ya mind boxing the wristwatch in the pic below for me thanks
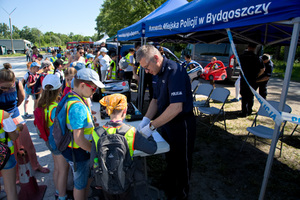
[149,122,156,131]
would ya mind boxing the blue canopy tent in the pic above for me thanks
[144,0,300,45]
[117,0,188,111]
[143,0,300,199]
[117,0,188,42]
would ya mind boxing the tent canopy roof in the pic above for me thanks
[117,0,188,41]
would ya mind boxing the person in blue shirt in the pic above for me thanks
[136,45,196,200]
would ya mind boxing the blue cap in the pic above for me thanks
[86,53,95,59]
[57,54,62,58]
[74,62,85,71]
[30,62,41,68]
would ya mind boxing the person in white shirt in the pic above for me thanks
[97,47,111,82]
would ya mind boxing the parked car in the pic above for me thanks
[200,60,227,81]
[181,43,249,81]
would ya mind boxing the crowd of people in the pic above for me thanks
[0,41,274,200]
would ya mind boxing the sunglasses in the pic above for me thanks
[79,51,84,55]
[83,82,96,92]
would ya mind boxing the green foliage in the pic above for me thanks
[95,0,166,37]
[272,60,300,82]
[0,23,96,47]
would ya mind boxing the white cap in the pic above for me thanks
[100,47,109,53]
[75,68,105,88]
[42,74,62,90]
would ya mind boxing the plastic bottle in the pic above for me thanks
[93,158,99,169]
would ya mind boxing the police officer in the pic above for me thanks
[136,45,196,200]
[239,43,264,117]
[257,54,273,99]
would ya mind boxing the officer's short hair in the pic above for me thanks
[136,45,160,63]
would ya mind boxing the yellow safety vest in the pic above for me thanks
[66,94,94,149]
[50,56,57,63]
[86,61,95,71]
[44,102,58,128]
[0,110,14,154]
[92,124,136,157]
[125,53,132,65]
[108,60,117,80]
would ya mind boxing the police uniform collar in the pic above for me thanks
[158,57,168,75]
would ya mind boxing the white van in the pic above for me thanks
[181,43,248,81]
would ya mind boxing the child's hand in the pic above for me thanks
[16,124,24,132]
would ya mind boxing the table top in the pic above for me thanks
[91,102,170,157]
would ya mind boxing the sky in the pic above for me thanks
[0,0,104,36]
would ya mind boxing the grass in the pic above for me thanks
[142,88,300,200]
[0,53,25,57]
[272,60,300,82]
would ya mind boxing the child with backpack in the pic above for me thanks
[35,74,69,200]
[59,68,104,200]
[92,94,157,200]
[53,59,65,83]
[22,62,40,119]
[33,60,52,95]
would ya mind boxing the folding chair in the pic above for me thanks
[198,87,230,133]
[240,100,292,157]
[191,79,201,100]
[290,124,299,136]
[193,83,214,115]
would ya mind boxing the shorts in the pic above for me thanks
[66,158,90,190]
[25,92,38,101]
[45,141,61,156]
[3,154,17,170]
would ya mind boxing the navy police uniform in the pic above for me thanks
[240,51,264,116]
[153,58,196,200]
[257,59,273,99]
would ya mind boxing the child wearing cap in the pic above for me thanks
[36,74,70,200]
[61,68,104,199]
[23,62,40,118]
[85,54,95,71]
[96,94,157,199]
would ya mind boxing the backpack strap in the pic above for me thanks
[116,124,132,136]
[15,79,19,93]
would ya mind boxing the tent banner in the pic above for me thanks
[146,0,300,38]
[227,28,282,126]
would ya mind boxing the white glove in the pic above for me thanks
[139,123,154,138]
[137,117,150,132]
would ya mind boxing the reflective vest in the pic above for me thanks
[66,94,94,149]
[92,124,136,157]
[0,110,14,154]
[44,102,58,128]
[86,61,95,71]
[50,56,57,63]
[108,60,117,80]
[125,53,132,65]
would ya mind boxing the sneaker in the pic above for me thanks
[23,113,33,119]
[231,98,239,102]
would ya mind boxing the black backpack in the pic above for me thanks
[34,73,47,94]
[91,124,135,194]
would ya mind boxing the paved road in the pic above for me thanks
[1,55,299,199]
[0,54,58,199]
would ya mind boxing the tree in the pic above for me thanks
[0,23,10,39]
[12,25,20,39]
[95,0,166,36]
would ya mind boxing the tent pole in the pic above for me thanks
[259,17,300,200]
